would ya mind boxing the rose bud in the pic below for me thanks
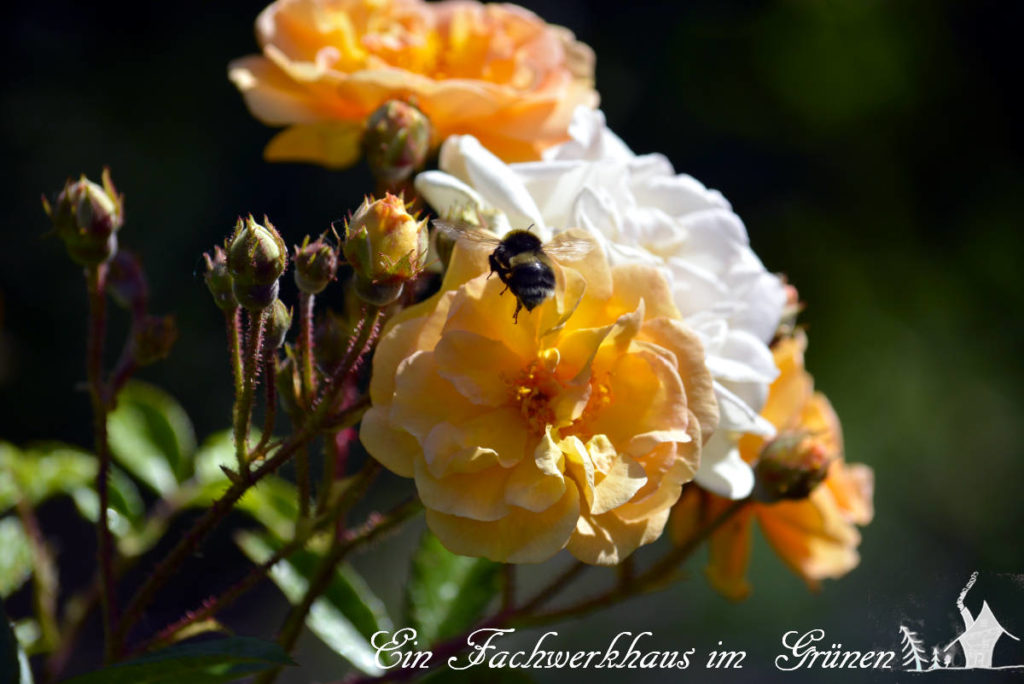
[131,314,178,366]
[275,352,303,417]
[363,100,432,184]
[227,215,288,310]
[43,168,124,266]
[203,245,237,311]
[753,431,835,503]
[107,250,149,313]
[342,193,428,305]
[293,233,338,294]
[314,308,355,371]
[266,298,293,350]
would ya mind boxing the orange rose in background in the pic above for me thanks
[360,234,718,564]
[671,330,874,599]
[229,0,598,168]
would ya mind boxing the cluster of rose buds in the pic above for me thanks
[201,193,428,427]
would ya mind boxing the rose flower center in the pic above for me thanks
[509,359,561,435]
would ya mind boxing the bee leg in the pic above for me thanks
[499,283,510,296]
[512,299,523,324]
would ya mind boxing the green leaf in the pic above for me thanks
[192,431,235,485]
[0,518,33,599]
[70,467,146,541]
[406,531,501,647]
[235,532,384,676]
[60,636,293,684]
[274,546,392,643]
[1,442,95,515]
[107,382,196,494]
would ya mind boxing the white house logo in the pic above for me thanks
[899,572,1022,672]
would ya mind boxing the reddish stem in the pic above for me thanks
[85,264,119,661]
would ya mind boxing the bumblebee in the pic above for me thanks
[433,220,592,323]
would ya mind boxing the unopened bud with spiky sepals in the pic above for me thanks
[131,314,178,366]
[753,431,834,503]
[293,233,338,294]
[342,193,428,305]
[203,245,237,311]
[363,100,432,184]
[266,299,293,350]
[227,215,288,310]
[42,168,124,266]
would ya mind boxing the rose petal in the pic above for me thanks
[426,480,580,563]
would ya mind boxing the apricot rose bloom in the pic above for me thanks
[415,108,785,501]
[361,235,718,564]
[228,0,598,168]
[670,331,873,599]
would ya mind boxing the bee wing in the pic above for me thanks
[543,236,595,262]
[432,219,503,250]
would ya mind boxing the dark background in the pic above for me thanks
[2,0,1023,682]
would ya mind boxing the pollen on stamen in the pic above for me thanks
[508,359,560,435]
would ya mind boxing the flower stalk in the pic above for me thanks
[85,263,119,662]
[233,308,267,475]
[298,291,316,403]
[115,380,372,651]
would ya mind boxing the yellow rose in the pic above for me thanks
[671,331,874,599]
[361,233,718,564]
[229,0,598,168]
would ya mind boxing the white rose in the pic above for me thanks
[415,108,785,499]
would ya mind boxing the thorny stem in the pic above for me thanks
[43,490,194,682]
[226,308,244,397]
[315,306,383,514]
[115,400,371,650]
[85,264,118,662]
[298,291,316,403]
[115,304,378,656]
[341,499,751,684]
[134,483,413,657]
[273,461,382,652]
[256,495,420,684]
[234,308,267,476]
[314,305,382,422]
[288,299,312,515]
[225,306,244,460]
[253,355,279,457]
[115,431,310,648]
